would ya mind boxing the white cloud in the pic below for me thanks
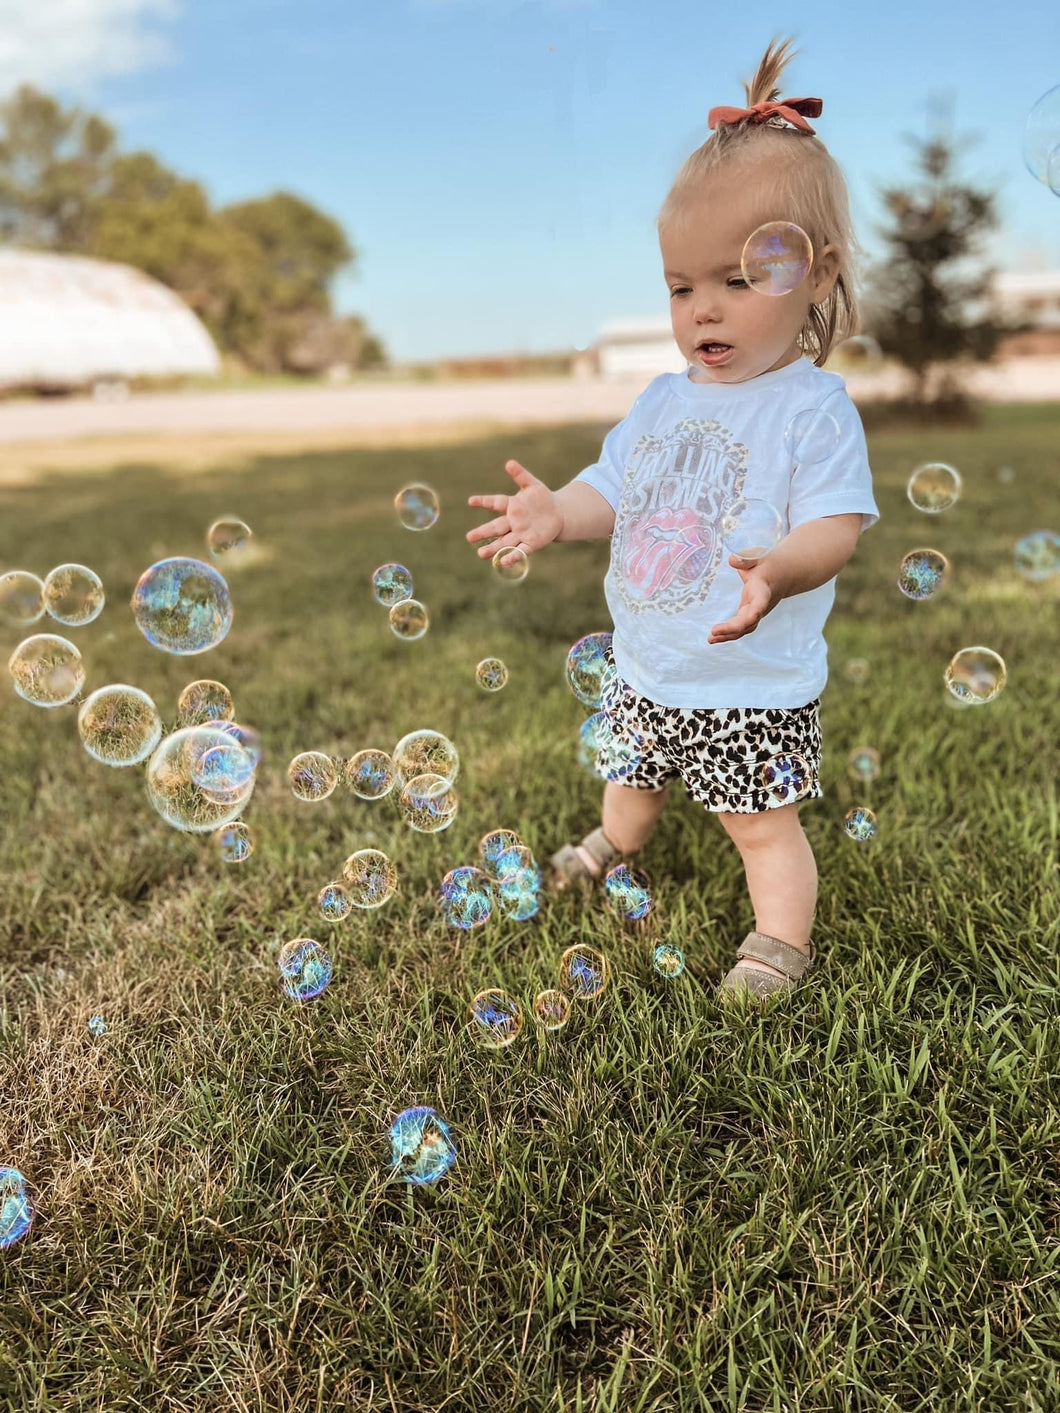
[0,0,181,95]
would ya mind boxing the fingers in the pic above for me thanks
[504,459,539,490]
[466,514,510,545]
[497,542,531,567]
[468,494,509,513]
[478,533,522,561]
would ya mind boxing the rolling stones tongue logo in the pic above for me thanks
[612,418,747,616]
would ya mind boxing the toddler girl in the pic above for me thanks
[466,35,879,1001]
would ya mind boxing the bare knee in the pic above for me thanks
[717,802,801,853]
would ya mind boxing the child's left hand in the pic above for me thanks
[708,555,776,644]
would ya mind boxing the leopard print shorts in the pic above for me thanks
[594,649,824,815]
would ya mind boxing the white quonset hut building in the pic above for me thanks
[0,249,221,392]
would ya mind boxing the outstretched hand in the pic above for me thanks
[466,460,563,566]
[708,555,777,644]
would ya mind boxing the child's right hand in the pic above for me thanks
[466,460,564,565]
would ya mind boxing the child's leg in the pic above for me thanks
[574,780,670,875]
[716,802,817,979]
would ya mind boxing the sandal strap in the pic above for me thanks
[736,931,815,980]
[580,826,620,869]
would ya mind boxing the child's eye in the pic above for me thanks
[728,278,747,289]
[670,288,689,298]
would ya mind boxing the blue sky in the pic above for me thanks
[7,0,1060,361]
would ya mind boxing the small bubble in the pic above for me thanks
[278,938,332,1000]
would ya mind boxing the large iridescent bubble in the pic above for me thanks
[278,939,332,1000]
[741,221,813,296]
[393,729,459,786]
[8,634,84,707]
[0,571,45,626]
[944,647,1006,706]
[131,557,233,655]
[439,866,493,929]
[566,632,614,709]
[146,725,254,832]
[468,989,523,1048]
[0,1167,33,1249]
[399,772,458,833]
[177,679,234,726]
[42,564,105,626]
[389,1107,456,1185]
[342,849,398,908]
[344,749,397,799]
[78,684,163,767]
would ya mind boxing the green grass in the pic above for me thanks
[0,405,1058,1412]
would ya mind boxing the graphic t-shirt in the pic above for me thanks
[574,355,880,709]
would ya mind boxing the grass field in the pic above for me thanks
[0,402,1058,1412]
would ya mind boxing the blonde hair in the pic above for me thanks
[656,35,863,366]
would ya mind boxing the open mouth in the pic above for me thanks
[696,341,734,365]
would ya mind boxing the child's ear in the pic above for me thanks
[811,243,841,303]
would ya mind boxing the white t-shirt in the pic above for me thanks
[574,355,880,709]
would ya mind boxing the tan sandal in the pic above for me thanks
[719,931,816,1001]
[548,826,620,892]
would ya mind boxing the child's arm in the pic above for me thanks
[467,460,615,564]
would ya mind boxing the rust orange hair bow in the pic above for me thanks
[708,96,823,135]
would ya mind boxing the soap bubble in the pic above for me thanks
[831,334,883,372]
[843,807,877,842]
[785,409,841,465]
[207,518,252,556]
[193,738,256,803]
[287,751,338,802]
[78,684,162,766]
[214,820,254,863]
[318,882,353,922]
[42,564,105,626]
[596,721,647,784]
[131,557,232,655]
[907,463,961,514]
[146,726,254,832]
[844,658,870,684]
[1023,83,1060,184]
[898,548,950,601]
[492,546,529,582]
[8,634,84,707]
[389,599,429,640]
[559,944,609,1000]
[344,748,396,799]
[493,843,539,884]
[177,679,234,726]
[399,772,458,832]
[372,563,413,606]
[87,1015,107,1037]
[479,830,524,874]
[532,989,571,1030]
[0,571,45,626]
[605,864,652,922]
[0,1168,33,1249]
[342,849,397,908]
[653,943,686,979]
[741,221,813,296]
[476,657,509,691]
[389,1106,456,1185]
[213,720,263,769]
[278,938,332,1000]
[1014,531,1059,583]
[468,989,523,1048]
[393,729,459,785]
[566,631,615,709]
[395,482,440,531]
[721,497,784,562]
[439,866,493,929]
[578,712,613,773]
[945,647,1006,706]
[759,751,813,804]
[846,746,881,784]
[494,845,541,920]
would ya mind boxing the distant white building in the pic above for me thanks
[0,248,221,391]
[992,269,1060,330]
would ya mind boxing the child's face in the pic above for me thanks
[659,165,839,384]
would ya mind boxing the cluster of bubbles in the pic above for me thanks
[437,829,542,929]
[466,942,610,1050]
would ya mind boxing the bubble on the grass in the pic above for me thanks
[0,571,45,626]
[393,728,459,785]
[831,334,883,372]
[87,1014,106,1037]
[399,772,458,833]
[493,843,539,884]
[389,599,429,640]
[479,829,523,875]
[604,864,652,922]
[476,657,509,691]
[559,944,609,1000]
[77,685,162,767]
[342,849,398,908]
[898,548,950,601]
[945,646,1006,706]
[42,564,105,626]
[759,752,813,804]
[177,679,234,726]
[344,748,396,799]
[843,806,877,842]
[653,943,686,979]
[389,1106,456,1186]
[492,546,529,583]
[206,517,252,557]
[741,221,813,296]
[784,409,841,466]
[439,866,493,929]
[194,738,256,803]
[318,882,353,922]
[494,845,541,921]
[1023,83,1060,184]
[566,631,615,709]
[395,482,440,531]
[532,989,571,1030]
[721,497,784,563]
[278,938,332,1000]
[372,563,413,607]
[8,634,84,708]
[1014,531,1060,583]
[0,1168,33,1249]
[214,820,254,863]
[468,989,523,1048]
[131,557,233,655]
[844,658,870,684]
[287,751,339,802]
[146,725,254,832]
[907,462,961,514]
[846,746,881,784]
